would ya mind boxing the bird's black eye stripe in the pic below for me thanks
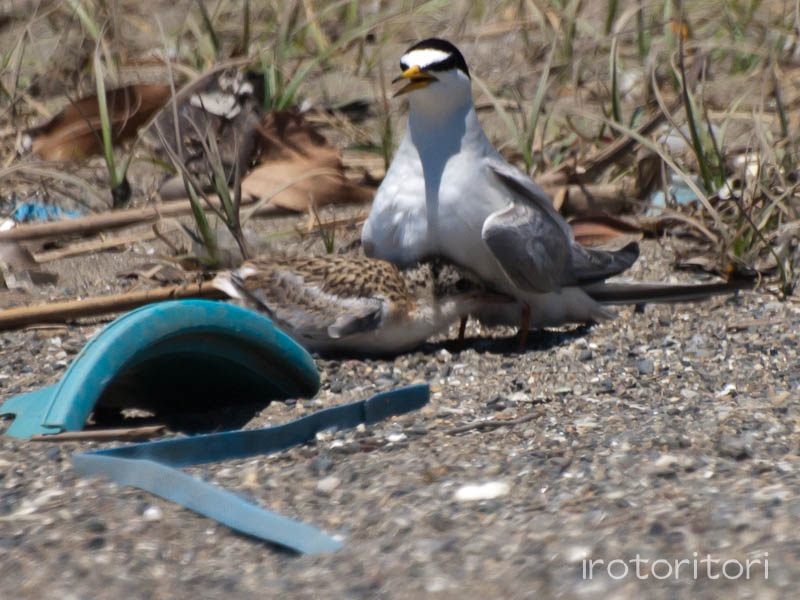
[423,53,469,77]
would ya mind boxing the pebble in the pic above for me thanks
[651,454,679,476]
[487,393,505,406]
[143,505,163,522]
[309,454,333,476]
[718,436,753,460]
[316,475,341,496]
[44,447,61,462]
[597,380,614,393]
[85,537,105,550]
[87,519,106,533]
[715,383,737,397]
[637,359,654,375]
[648,521,666,535]
[453,481,510,502]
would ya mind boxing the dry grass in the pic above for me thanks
[1,0,798,292]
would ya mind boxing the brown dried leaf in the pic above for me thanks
[241,111,374,212]
[29,84,170,160]
[542,181,635,217]
[569,214,643,248]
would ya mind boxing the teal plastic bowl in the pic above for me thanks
[0,300,320,438]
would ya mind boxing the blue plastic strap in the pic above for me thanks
[72,384,429,554]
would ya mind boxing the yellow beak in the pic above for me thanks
[392,65,438,97]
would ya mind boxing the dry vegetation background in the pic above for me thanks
[0,0,798,291]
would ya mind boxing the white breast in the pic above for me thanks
[433,152,510,285]
[362,104,517,294]
[361,132,430,266]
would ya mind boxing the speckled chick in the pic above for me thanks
[212,255,499,355]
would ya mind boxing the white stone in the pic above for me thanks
[453,481,510,502]
[316,475,340,495]
[143,505,163,522]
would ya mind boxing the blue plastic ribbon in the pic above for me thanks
[72,384,429,554]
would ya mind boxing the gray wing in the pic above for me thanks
[481,159,574,293]
[569,241,639,285]
[486,158,574,239]
[482,159,639,291]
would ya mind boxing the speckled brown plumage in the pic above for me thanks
[235,255,414,320]
[211,254,497,354]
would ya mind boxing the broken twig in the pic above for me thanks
[445,409,543,435]
[0,281,225,330]
[30,425,167,442]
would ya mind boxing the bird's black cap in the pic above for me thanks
[400,38,470,78]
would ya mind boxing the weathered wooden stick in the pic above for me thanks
[0,195,283,243]
[32,226,167,263]
[30,425,167,442]
[0,281,226,330]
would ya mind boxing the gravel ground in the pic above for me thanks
[1,233,799,600]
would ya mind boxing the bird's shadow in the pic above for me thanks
[313,323,594,360]
[425,323,594,356]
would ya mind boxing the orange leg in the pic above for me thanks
[518,304,531,349]
[457,316,468,345]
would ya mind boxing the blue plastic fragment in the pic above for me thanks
[72,384,430,554]
[3,200,83,222]
[0,300,320,438]
[645,174,704,215]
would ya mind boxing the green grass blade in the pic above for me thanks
[68,0,100,42]
[195,0,219,57]
[523,39,557,170]
[93,49,120,190]
[677,38,715,192]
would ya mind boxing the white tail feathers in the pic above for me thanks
[211,272,243,300]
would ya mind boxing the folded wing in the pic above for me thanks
[482,160,638,293]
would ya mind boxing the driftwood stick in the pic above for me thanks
[0,195,282,243]
[0,203,178,241]
[445,409,543,435]
[0,281,226,330]
[32,226,171,263]
[30,425,167,442]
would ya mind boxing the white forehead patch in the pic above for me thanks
[400,48,451,70]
